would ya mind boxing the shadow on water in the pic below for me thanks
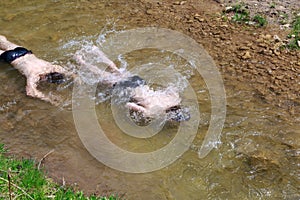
[0,1,299,199]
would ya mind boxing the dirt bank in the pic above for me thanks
[117,0,299,117]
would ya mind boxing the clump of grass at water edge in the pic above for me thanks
[0,144,119,200]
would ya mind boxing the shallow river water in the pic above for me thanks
[0,1,299,199]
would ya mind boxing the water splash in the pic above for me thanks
[61,30,193,110]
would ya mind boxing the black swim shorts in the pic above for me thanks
[114,75,146,89]
[0,47,32,63]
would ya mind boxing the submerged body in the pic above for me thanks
[74,51,189,121]
[0,35,189,121]
[0,35,69,104]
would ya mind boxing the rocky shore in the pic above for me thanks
[120,0,300,116]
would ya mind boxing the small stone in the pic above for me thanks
[267,68,273,74]
[225,6,233,12]
[196,18,205,22]
[264,34,272,40]
[280,24,290,29]
[220,24,228,28]
[239,46,250,50]
[273,35,281,42]
[256,38,264,43]
[297,40,300,47]
[276,75,284,80]
[146,9,155,15]
[277,5,286,11]
[194,14,204,22]
[242,51,251,59]
[258,43,267,47]
[273,50,280,56]
[173,1,186,5]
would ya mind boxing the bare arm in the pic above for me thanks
[89,45,119,72]
[74,53,116,80]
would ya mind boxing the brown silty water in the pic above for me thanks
[0,1,299,199]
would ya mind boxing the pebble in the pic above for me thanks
[242,51,251,59]
[225,6,233,12]
[173,1,186,5]
[258,43,267,48]
[264,34,272,40]
[220,24,228,28]
[146,9,155,15]
[195,17,205,22]
[239,46,250,50]
[273,35,281,42]
[276,75,284,80]
[273,50,280,56]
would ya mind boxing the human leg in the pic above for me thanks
[0,35,19,50]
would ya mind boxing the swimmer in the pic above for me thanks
[0,35,70,105]
[0,35,118,105]
[75,52,190,121]
[0,35,189,121]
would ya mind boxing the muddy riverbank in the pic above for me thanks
[120,0,299,116]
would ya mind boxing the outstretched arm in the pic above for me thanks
[91,46,119,72]
[74,52,118,84]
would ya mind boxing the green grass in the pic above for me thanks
[287,16,300,49]
[0,144,120,200]
[253,14,268,27]
[230,4,250,23]
[224,3,267,27]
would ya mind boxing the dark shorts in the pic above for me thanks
[0,47,32,63]
[114,75,146,89]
